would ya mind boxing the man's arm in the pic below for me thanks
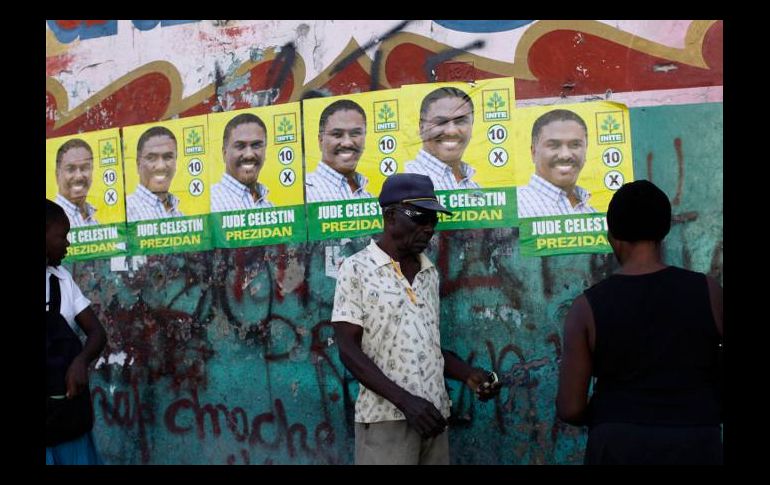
[442,350,501,402]
[66,306,107,399]
[706,276,723,337]
[556,294,593,426]
[332,321,447,438]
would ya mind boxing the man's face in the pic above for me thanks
[319,109,366,175]
[532,120,587,191]
[224,122,266,186]
[387,204,438,256]
[420,96,473,165]
[56,147,93,205]
[138,135,177,193]
[46,217,70,267]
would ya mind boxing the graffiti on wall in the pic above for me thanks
[88,234,589,464]
[46,20,722,138]
[48,20,723,464]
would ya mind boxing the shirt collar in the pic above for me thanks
[136,184,180,208]
[46,265,67,279]
[418,149,476,182]
[221,173,269,200]
[529,173,591,204]
[55,193,96,218]
[317,161,369,191]
[367,239,435,272]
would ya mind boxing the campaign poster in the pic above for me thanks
[400,77,518,231]
[46,129,128,261]
[303,88,407,241]
[208,103,306,248]
[512,101,634,257]
[122,116,212,255]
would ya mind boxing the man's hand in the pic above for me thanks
[466,368,502,402]
[398,394,448,439]
[65,356,89,399]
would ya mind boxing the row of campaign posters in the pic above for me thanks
[46,77,634,262]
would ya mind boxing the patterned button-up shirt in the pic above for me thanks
[126,184,184,222]
[517,174,596,218]
[404,149,480,190]
[305,161,373,202]
[332,240,450,423]
[55,193,99,227]
[210,173,272,212]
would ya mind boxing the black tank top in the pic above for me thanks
[584,266,721,426]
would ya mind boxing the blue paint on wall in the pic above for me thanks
[47,20,200,43]
[433,20,534,33]
[47,20,118,44]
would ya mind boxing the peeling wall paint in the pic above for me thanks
[46,20,723,464]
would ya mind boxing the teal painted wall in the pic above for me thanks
[67,102,722,464]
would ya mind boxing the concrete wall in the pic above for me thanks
[46,20,723,464]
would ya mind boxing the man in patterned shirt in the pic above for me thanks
[517,109,597,218]
[54,139,99,227]
[305,99,374,202]
[211,113,273,212]
[331,173,501,465]
[404,87,480,190]
[126,126,185,222]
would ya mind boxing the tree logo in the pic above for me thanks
[482,89,510,121]
[374,100,399,132]
[183,126,205,155]
[596,111,625,144]
[274,113,297,144]
[98,138,118,166]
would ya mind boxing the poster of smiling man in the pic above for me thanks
[46,129,128,261]
[122,116,212,255]
[303,88,408,241]
[208,102,306,248]
[512,101,635,257]
[400,77,518,232]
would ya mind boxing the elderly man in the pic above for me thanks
[332,173,501,465]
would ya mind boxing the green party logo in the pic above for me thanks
[184,126,205,155]
[597,111,625,144]
[374,100,399,132]
[274,113,297,144]
[482,89,510,121]
[98,138,118,166]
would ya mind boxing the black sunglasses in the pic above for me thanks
[390,206,438,225]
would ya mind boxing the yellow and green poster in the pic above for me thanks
[512,101,634,257]
[303,89,407,241]
[46,129,128,261]
[122,116,212,255]
[400,77,518,231]
[208,103,306,248]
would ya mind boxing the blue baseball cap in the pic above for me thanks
[378,173,451,214]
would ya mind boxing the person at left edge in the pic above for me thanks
[46,199,107,464]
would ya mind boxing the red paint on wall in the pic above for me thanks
[47,72,172,138]
[46,53,75,76]
[522,27,722,98]
[45,22,723,136]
